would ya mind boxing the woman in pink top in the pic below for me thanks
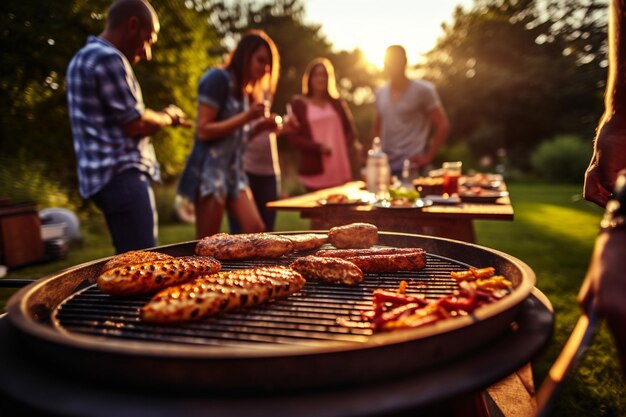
[287,58,362,191]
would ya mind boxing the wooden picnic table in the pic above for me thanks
[267,180,514,243]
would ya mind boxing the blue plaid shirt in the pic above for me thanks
[67,36,160,198]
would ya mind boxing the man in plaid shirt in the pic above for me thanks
[67,0,190,253]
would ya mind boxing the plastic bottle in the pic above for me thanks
[366,137,391,199]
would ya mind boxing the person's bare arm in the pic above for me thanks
[249,115,279,139]
[196,102,265,141]
[584,129,626,207]
[123,104,190,138]
[579,228,626,371]
[584,0,626,207]
[409,106,449,166]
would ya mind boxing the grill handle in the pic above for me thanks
[534,302,599,417]
[0,279,36,288]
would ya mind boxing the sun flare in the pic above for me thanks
[360,46,386,70]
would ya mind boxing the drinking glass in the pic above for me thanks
[442,161,462,195]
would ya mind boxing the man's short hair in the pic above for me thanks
[386,45,407,65]
[106,0,156,30]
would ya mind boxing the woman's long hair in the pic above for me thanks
[301,57,340,100]
[225,29,280,103]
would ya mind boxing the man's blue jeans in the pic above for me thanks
[92,169,157,253]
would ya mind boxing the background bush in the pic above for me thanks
[0,154,79,210]
[530,135,591,183]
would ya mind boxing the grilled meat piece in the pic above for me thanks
[284,233,329,251]
[314,247,426,272]
[101,250,173,273]
[97,256,222,296]
[290,256,363,285]
[141,266,306,323]
[195,233,294,259]
[328,223,378,249]
[315,247,422,258]
[345,251,426,273]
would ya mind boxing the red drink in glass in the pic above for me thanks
[442,161,462,195]
[443,172,460,195]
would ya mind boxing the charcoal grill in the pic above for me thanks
[5,232,540,396]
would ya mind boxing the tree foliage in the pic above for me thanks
[422,0,607,167]
[0,0,220,189]
[204,0,377,113]
[0,0,611,210]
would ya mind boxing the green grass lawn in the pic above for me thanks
[1,183,624,416]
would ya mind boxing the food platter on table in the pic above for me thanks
[317,193,367,206]
[373,198,434,209]
[424,195,462,205]
[459,190,509,204]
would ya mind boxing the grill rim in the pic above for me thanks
[6,231,536,360]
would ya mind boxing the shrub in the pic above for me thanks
[530,135,591,183]
[436,142,479,172]
[0,154,80,211]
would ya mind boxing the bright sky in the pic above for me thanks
[304,0,474,67]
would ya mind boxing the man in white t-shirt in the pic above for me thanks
[373,45,449,177]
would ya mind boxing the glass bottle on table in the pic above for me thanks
[366,137,390,200]
[401,159,413,188]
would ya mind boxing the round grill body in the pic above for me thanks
[6,232,537,392]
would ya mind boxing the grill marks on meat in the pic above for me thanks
[290,256,364,285]
[97,256,222,296]
[140,266,306,323]
[284,233,329,251]
[315,248,421,258]
[328,223,378,249]
[346,253,426,273]
[101,250,173,273]
[315,248,427,273]
[195,233,294,259]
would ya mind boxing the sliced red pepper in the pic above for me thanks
[372,290,427,306]
[437,285,477,312]
[372,302,425,330]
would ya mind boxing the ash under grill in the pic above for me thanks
[52,247,472,348]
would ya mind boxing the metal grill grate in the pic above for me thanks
[52,247,473,348]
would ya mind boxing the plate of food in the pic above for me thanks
[462,174,504,190]
[459,190,509,204]
[317,193,365,206]
[374,198,434,209]
[425,195,462,205]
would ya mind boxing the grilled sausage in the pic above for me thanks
[284,233,329,251]
[101,250,173,273]
[315,247,423,258]
[328,223,378,249]
[195,233,294,259]
[97,256,222,296]
[290,256,363,285]
[141,266,306,323]
[344,251,426,273]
